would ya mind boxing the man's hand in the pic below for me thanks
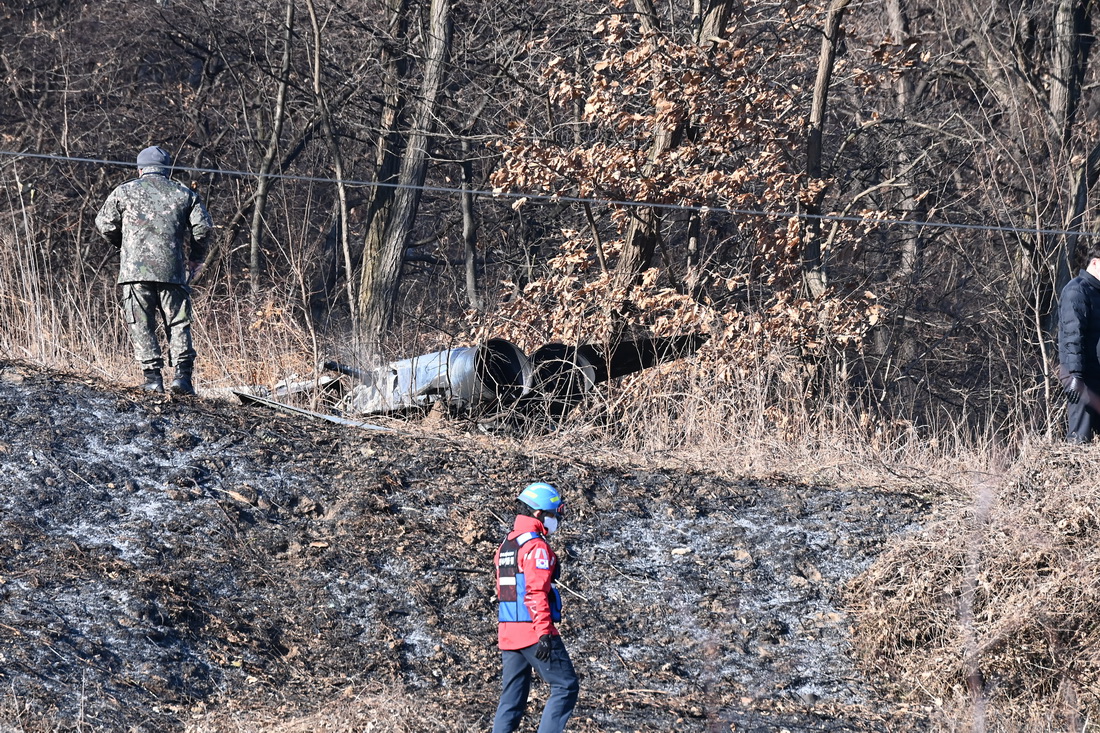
[1066,374,1085,405]
[535,634,554,662]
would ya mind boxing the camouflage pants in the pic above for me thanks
[120,282,196,370]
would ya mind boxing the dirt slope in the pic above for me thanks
[0,362,927,731]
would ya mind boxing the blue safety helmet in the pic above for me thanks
[517,481,564,515]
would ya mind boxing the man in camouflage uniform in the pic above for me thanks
[95,146,213,395]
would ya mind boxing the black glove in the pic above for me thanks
[535,634,554,662]
[1066,375,1085,405]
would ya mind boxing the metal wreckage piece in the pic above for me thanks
[326,338,531,416]
[324,334,707,420]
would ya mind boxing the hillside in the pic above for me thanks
[0,361,928,731]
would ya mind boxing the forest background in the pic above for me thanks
[2,0,1098,458]
[9,1,1100,729]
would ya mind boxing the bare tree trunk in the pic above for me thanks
[357,0,453,353]
[583,202,608,274]
[1052,0,1093,286]
[305,0,356,336]
[695,0,733,47]
[460,136,481,310]
[1046,0,1093,335]
[612,0,668,293]
[446,98,487,310]
[1051,0,1086,146]
[886,0,922,281]
[803,0,851,298]
[249,0,294,296]
[357,0,409,336]
[363,0,410,237]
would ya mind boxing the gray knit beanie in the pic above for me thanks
[136,146,172,169]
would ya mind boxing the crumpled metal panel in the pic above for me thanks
[336,338,530,415]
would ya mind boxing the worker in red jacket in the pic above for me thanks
[492,482,579,733]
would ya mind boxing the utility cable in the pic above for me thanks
[1,149,1096,239]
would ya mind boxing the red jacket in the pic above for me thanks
[495,515,561,650]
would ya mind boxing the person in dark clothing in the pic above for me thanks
[1058,243,1100,442]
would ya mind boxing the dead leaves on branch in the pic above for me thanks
[467,227,882,389]
[491,22,805,213]
[479,4,882,386]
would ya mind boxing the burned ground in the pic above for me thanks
[0,361,927,731]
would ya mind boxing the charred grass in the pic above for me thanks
[0,360,931,732]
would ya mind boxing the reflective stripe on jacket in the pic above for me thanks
[495,515,561,650]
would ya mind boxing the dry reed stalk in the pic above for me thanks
[846,441,1100,730]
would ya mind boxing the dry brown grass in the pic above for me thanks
[0,224,330,393]
[846,439,1100,730]
[520,353,1016,497]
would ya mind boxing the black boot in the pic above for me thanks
[171,364,195,396]
[142,369,164,393]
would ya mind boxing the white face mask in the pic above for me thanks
[542,516,559,534]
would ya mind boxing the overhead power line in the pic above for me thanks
[1,149,1096,239]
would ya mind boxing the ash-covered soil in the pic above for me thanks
[0,361,928,731]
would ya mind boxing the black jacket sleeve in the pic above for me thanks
[1060,280,1088,376]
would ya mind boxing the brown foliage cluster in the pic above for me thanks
[493,37,800,212]
[479,6,879,376]
[490,10,806,217]
[467,226,882,392]
[467,232,703,349]
[847,444,1100,725]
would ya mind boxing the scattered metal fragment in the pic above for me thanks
[234,391,398,433]
[272,374,341,398]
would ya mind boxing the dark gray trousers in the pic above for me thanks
[492,637,579,733]
[1067,394,1100,443]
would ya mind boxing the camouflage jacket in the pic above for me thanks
[95,172,213,285]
